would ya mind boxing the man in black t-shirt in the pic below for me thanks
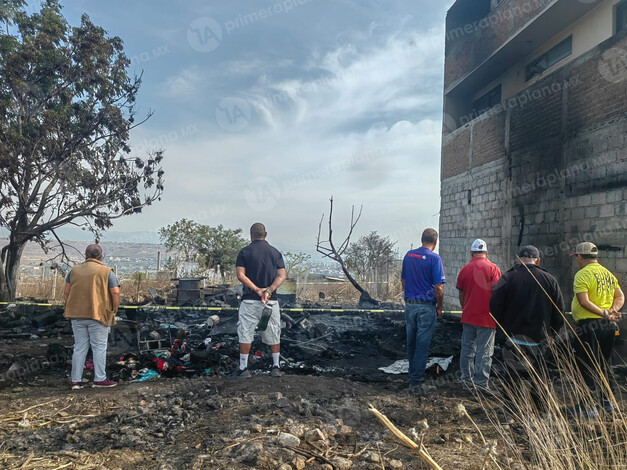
[231,223,286,379]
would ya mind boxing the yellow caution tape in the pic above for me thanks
[0,301,622,319]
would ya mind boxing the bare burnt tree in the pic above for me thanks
[316,197,378,307]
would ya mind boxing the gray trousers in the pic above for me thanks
[460,324,495,387]
[71,319,110,383]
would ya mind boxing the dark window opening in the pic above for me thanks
[467,189,472,205]
[617,1,627,33]
[526,36,572,81]
[471,84,502,118]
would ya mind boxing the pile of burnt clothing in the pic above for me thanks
[110,334,239,381]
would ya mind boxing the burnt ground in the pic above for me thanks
[0,307,625,469]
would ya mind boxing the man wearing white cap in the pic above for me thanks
[571,242,624,411]
[456,239,501,390]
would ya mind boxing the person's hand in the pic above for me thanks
[436,306,443,318]
[256,287,265,299]
[608,309,621,322]
[261,290,271,304]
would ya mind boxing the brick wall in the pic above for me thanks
[472,112,506,168]
[439,32,627,309]
[445,0,554,89]
[441,128,471,179]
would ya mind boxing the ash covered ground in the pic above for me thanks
[0,305,624,469]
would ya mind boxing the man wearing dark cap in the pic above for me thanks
[571,242,624,412]
[232,223,286,379]
[489,246,564,407]
[401,228,446,394]
[64,244,120,389]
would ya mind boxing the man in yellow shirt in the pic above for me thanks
[571,242,624,412]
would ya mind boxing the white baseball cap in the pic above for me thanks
[471,239,488,252]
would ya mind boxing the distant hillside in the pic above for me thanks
[0,238,165,277]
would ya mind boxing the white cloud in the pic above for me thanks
[161,66,204,99]
[120,18,447,254]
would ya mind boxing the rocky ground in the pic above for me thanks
[0,366,510,470]
[0,306,625,469]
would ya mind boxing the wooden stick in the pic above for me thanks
[369,405,444,470]
[377,442,385,470]
[4,399,60,416]
[19,453,34,468]
[337,444,370,458]
[287,445,337,469]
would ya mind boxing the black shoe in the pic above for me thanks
[408,382,435,396]
[271,366,283,377]
[229,368,252,380]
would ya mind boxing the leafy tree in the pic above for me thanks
[0,0,164,300]
[158,218,199,275]
[196,225,248,277]
[283,251,311,279]
[159,219,247,278]
[345,231,397,280]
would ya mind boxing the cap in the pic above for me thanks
[570,242,598,257]
[518,245,540,258]
[470,239,488,252]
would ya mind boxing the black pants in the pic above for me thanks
[500,341,549,412]
[573,318,617,400]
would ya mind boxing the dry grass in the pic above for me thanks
[477,339,627,469]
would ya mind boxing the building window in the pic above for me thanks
[472,84,502,118]
[617,1,627,33]
[526,36,573,81]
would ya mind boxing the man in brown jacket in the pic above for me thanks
[64,244,120,389]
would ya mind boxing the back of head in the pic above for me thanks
[421,228,438,245]
[518,245,540,264]
[250,222,267,240]
[85,244,103,260]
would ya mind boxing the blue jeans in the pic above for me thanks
[460,324,495,387]
[405,304,437,384]
[71,319,110,383]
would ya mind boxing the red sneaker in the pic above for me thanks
[92,379,117,388]
[71,382,85,390]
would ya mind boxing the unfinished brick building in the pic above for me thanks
[440,0,627,308]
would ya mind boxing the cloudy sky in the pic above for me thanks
[53,0,455,255]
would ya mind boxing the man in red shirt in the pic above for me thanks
[456,239,501,391]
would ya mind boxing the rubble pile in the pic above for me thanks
[107,306,464,384]
[0,302,465,388]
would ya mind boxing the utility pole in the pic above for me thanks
[51,268,57,300]
[40,263,45,298]
[157,251,161,272]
